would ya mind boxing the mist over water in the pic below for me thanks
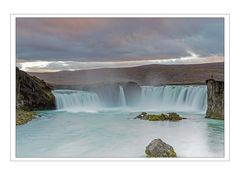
[16,85,224,158]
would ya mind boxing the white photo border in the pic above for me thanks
[10,14,230,161]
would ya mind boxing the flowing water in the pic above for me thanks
[16,85,224,158]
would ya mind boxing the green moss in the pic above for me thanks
[148,115,161,121]
[16,109,36,125]
[168,112,183,121]
[206,112,223,120]
[166,150,177,157]
[145,148,177,158]
[139,112,184,121]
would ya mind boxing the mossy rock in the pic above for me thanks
[148,115,161,121]
[16,109,36,125]
[145,139,177,158]
[136,112,184,121]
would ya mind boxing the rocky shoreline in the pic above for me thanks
[16,67,56,125]
[16,109,37,126]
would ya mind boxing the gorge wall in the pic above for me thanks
[206,79,224,120]
[16,67,55,110]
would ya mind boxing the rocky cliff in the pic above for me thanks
[206,79,224,120]
[16,67,55,110]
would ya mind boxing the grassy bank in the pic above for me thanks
[16,109,36,126]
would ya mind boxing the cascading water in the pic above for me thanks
[140,85,207,112]
[18,85,223,158]
[53,85,207,113]
[53,90,100,112]
[119,86,126,106]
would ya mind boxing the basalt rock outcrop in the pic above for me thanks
[206,79,224,120]
[16,67,55,111]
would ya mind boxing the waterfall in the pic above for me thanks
[140,85,207,112]
[119,86,126,106]
[53,90,100,112]
[53,85,207,113]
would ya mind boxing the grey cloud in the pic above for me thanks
[16,18,224,61]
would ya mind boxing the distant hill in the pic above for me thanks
[29,62,224,87]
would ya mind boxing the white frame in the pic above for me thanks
[10,14,230,161]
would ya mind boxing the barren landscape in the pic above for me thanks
[29,62,224,88]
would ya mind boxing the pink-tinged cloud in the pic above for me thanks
[16,18,224,63]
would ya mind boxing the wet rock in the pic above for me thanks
[135,112,148,119]
[145,139,177,157]
[206,79,224,120]
[135,112,185,121]
[16,109,36,125]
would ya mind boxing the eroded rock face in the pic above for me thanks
[145,139,177,157]
[16,67,56,110]
[206,79,224,120]
[123,81,141,106]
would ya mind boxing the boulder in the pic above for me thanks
[206,79,224,120]
[145,139,177,157]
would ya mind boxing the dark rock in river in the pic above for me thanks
[135,112,185,121]
[145,139,177,157]
[206,79,224,120]
[16,67,56,110]
[123,81,141,106]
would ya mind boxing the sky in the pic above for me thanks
[16,18,224,72]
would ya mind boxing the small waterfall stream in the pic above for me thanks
[119,86,126,106]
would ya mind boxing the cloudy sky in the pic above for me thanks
[16,18,224,72]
